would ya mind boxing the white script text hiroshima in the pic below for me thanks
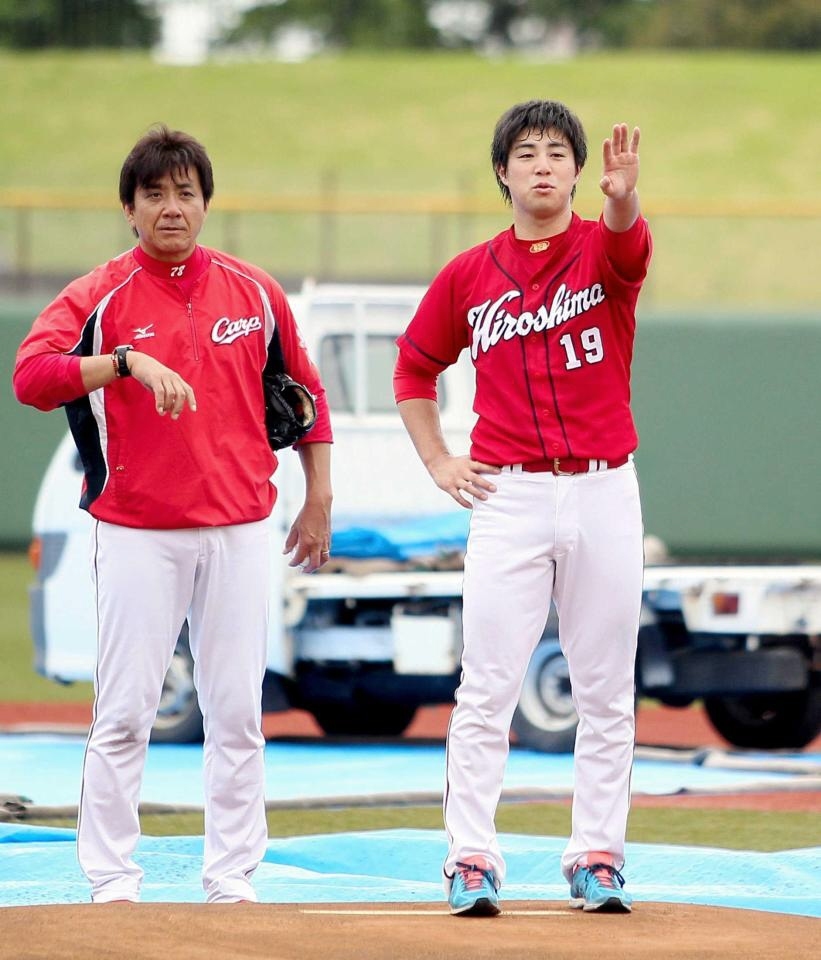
[468,284,605,358]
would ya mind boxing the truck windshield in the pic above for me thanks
[319,333,447,415]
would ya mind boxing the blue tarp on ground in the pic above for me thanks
[1,735,819,914]
[0,825,819,917]
[2,735,819,808]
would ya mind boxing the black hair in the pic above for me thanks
[491,100,587,203]
[119,124,214,206]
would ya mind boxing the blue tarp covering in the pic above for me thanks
[2,735,818,809]
[0,825,818,916]
[1,735,819,914]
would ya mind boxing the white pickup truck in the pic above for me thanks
[27,281,821,752]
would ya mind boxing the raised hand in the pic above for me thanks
[600,124,641,200]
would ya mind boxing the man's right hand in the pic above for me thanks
[128,352,197,419]
[427,453,500,509]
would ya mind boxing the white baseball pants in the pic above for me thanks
[78,519,270,903]
[443,461,643,887]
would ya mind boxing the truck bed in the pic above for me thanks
[300,510,821,638]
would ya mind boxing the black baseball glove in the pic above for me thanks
[263,372,317,450]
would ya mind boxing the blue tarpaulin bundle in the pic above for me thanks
[331,512,470,561]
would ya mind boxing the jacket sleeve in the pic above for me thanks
[13,278,93,411]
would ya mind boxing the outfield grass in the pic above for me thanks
[24,801,820,853]
[2,50,819,201]
[0,50,819,306]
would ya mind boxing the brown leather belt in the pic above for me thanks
[516,454,630,475]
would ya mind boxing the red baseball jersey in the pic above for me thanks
[394,213,652,465]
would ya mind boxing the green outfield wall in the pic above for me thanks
[631,312,820,559]
[1,301,819,558]
[1,299,68,548]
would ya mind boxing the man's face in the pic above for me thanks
[497,127,580,222]
[123,167,208,262]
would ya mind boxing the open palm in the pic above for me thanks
[600,124,640,199]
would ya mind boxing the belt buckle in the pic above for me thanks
[553,457,575,476]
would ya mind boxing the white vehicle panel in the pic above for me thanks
[29,282,474,684]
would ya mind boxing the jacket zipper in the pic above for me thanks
[187,300,200,361]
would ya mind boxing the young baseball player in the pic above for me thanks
[14,125,333,904]
[393,100,651,915]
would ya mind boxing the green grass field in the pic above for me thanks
[23,803,821,853]
[2,50,819,201]
[0,50,819,305]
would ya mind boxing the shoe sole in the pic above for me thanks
[569,896,632,913]
[450,897,501,917]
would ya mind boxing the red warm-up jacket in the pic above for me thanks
[14,245,332,529]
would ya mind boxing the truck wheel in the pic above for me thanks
[311,702,417,738]
[511,639,578,753]
[150,626,204,744]
[704,689,821,749]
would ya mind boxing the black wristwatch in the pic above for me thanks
[112,344,134,378]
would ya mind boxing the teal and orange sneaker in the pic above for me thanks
[448,858,501,917]
[569,860,633,913]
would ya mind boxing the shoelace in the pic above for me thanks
[455,861,493,891]
[586,863,626,890]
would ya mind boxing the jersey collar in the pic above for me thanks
[508,212,580,255]
[133,244,210,283]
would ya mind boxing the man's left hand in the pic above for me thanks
[284,499,331,573]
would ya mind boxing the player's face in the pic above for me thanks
[498,128,580,224]
[123,168,208,262]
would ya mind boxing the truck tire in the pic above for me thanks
[311,702,417,738]
[704,688,821,749]
[511,639,578,753]
[150,626,204,744]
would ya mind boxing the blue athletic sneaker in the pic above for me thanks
[569,860,633,913]
[448,858,501,916]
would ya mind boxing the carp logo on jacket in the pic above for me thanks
[468,283,605,359]
[211,315,263,345]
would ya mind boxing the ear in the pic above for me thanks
[122,203,139,239]
[496,163,508,186]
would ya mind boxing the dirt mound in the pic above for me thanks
[0,901,814,960]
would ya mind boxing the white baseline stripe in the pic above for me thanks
[300,908,570,917]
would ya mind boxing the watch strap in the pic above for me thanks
[113,345,133,378]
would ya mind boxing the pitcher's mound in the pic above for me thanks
[1,901,815,960]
